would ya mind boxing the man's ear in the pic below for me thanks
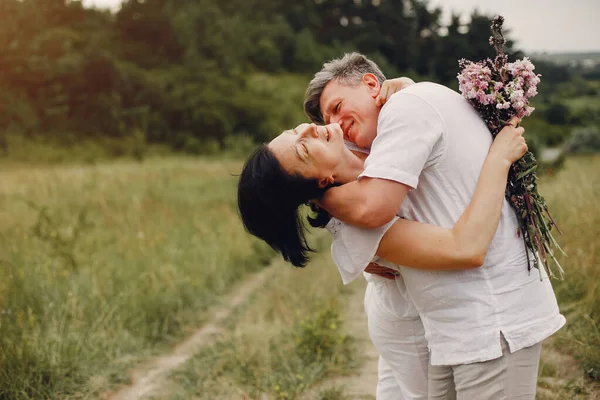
[318,176,335,188]
[362,73,381,98]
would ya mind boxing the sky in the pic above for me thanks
[82,0,600,53]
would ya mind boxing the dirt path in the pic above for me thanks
[105,265,275,400]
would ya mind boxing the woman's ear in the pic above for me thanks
[318,176,335,188]
[362,73,381,98]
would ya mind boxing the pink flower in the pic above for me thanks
[457,55,540,121]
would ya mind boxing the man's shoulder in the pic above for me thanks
[379,82,451,124]
[383,82,454,110]
[390,82,455,100]
[382,81,474,126]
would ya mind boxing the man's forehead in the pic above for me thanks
[319,81,343,114]
[321,80,341,102]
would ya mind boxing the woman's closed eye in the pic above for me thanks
[295,140,309,162]
[301,142,309,157]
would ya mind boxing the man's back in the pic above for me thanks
[362,82,564,366]
[390,83,528,276]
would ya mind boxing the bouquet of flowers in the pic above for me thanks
[457,15,565,279]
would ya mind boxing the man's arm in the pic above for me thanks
[319,178,410,229]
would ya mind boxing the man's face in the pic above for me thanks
[319,74,381,149]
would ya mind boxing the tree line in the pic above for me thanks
[0,0,575,154]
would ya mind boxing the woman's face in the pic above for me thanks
[268,123,346,187]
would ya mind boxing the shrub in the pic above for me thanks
[544,102,571,125]
[222,134,257,157]
[293,303,355,368]
[566,126,600,154]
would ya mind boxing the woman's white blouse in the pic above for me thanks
[325,217,420,319]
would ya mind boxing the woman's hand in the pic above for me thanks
[489,117,527,167]
[375,77,416,107]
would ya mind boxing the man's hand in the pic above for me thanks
[364,262,399,280]
[376,77,416,107]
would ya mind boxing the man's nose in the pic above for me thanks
[329,114,342,125]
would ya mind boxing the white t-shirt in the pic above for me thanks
[357,82,565,366]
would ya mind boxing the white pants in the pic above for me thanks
[377,357,401,399]
[365,280,429,400]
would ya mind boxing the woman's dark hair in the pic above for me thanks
[237,145,332,267]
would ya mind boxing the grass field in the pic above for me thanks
[0,155,599,399]
[536,155,600,398]
[156,253,359,400]
[0,158,273,399]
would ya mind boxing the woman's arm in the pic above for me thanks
[376,119,527,270]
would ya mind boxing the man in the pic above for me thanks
[304,53,565,399]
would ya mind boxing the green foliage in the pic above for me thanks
[316,386,348,400]
[1,0,545,160]
[0,133,171,165]
[293,304,354,368]
[222,134,260,157]
[566,126,600,154]
[521,115,570,147]
[544,102,571,125]
[244,73,310,142]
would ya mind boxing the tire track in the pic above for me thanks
[106,265,275,400]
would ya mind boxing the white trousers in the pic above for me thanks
[365,281,429,400]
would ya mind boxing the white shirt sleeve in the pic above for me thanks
[326,216,399,285]
[359,92,445,189]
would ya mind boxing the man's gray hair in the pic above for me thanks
[304,52,386,124]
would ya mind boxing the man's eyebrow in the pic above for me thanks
[321,98,337,122]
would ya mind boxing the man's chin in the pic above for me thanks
[355,135,373,150]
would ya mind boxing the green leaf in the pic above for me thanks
[517,165,537,180]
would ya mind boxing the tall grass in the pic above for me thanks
[0,158,273,399]
[1,155,598,399]
[160,253,358,400]
[540,155,600,382]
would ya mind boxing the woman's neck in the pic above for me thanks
[335,150,366,184]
